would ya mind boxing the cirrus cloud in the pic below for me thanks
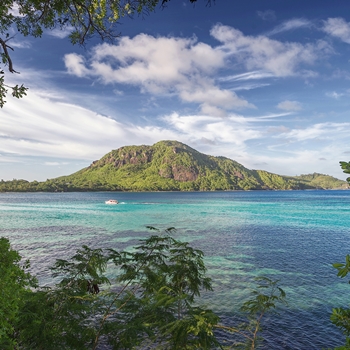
[267,18,312,36]
[277,122,350,142]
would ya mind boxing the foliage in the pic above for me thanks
[331,255,350,349]
[10,228,221,349]
[254,170,294,190]
[16,245,110,349]
[1,141,346,192]
[101,228,220,349]
[1,227,288,349]
[0,0,205,107]
[216,277,286,349]
[0,237,37,349]
[289,172,348,190]
[327,162,350,349]
[340,161,350,184]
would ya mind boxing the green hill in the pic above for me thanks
[0,140,348,192]
[286,173,347,190]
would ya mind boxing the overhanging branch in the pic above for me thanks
[0,37,18,74]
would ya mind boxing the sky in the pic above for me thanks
[1,0,350,182]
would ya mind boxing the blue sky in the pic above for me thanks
[1,0,350,181]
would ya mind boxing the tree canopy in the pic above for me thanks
[0,0,205,107]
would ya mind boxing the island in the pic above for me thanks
[0,140,347,192]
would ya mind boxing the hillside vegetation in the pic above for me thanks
[0,141,347,192]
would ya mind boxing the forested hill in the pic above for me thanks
[1,140,348,192]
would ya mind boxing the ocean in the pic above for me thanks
[1,190,349,349]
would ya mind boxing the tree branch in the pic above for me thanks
[0,37,18,74]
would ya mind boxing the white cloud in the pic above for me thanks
[64,54,90,77]
[210,24,329,77]
[92,35,224,86]
[323,17,350,44]
[277,100,302,111]
[47,26,74,39]
[64,24,332,114]
[268,18,312,36]
[64,33,251,112]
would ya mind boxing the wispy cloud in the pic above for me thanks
[323,17,350,44]
[219,70,274,82]
[9,40,32,49]
[257,10,276,22]
[277,122,350,141]
[45,162,68,166]
[277,100,302,111]
[331,69,350,80]
[251,112,292,120]
[1,92,127,160]
[231,83,270,91]
[210,24,329,77]
[325,91,344,99]
[267,18,312,36]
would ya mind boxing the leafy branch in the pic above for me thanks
[215,277,287,349]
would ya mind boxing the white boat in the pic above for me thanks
[105,199,118,205]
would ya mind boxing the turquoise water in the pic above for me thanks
[1,190,349,349]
